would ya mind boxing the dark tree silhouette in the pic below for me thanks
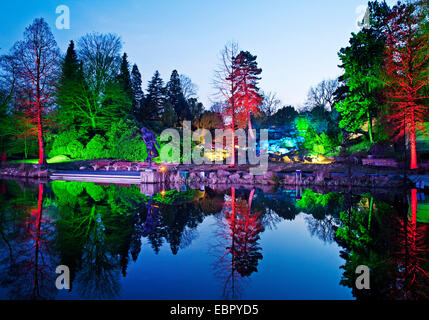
[117,53,133,101]
[131,64,144,123]
[56,40,85,128]
[144,70,166,120]
[166,69,190,123]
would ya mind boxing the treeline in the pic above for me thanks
[0,0,428,167]
[259,1,429,167]
[0,21,205,162]
[334,1,429,168]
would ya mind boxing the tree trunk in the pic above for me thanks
[367,110,373,144]
[248,189,255,211]
[37,112,45,164]
[32,183,44,298]
[36,51,45,165]
[409,110,418,169]
[230,125,236,166]
[24,135,28,159]
[230,99,236,166]
[368,196,373,231]
[91,117,96,129]
[248,114,255,140]
[411,189,417,245]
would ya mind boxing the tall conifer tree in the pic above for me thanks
[166,70,191,123]
[144,70,165,120]
[230,51,263,138]
[117,53,132,101]
[57,40,85,127]
[131,64,144,122]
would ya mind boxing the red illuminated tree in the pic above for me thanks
[384,3,429,169]
[232,189,264,277]
[213,188,264,299]
[230,51,263,140]
[10,18,60,164]
[390,189,429,299]
[3,184,58,299]
[213,44,263,166]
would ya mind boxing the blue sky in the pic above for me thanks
[0,0,397,109]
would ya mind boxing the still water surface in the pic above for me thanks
[0,179,427,300]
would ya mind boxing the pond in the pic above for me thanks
[0,179,428,300]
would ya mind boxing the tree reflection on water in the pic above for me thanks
[0,183,57,299]
[0,178,428,300]
[211,188,264,299]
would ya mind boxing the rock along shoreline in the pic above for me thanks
[0,161,415,188]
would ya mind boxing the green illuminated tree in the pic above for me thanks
[335,2,389,144]
[297,189,344,219]
[58,79,130,131]
[0,55,17,155]
[335,28,385,144]
[60,33,131,131]
[295,117,342,157]
[56,40,85,128]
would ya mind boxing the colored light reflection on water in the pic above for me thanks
[0,179,427,300]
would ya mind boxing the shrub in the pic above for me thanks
[105,119,131,158]
[295,117,342,157]
[348,139,372,154]
[105,119,148,161]
[84,135,107,159]
[67,140,84,158]
[118,136,148,161]
[47,155,71,163]
[49,130,80,158]
[85,183,105,202]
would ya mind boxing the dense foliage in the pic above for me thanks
[0,1,427,166]
[0,22,206,161]
[334,0,429,166]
